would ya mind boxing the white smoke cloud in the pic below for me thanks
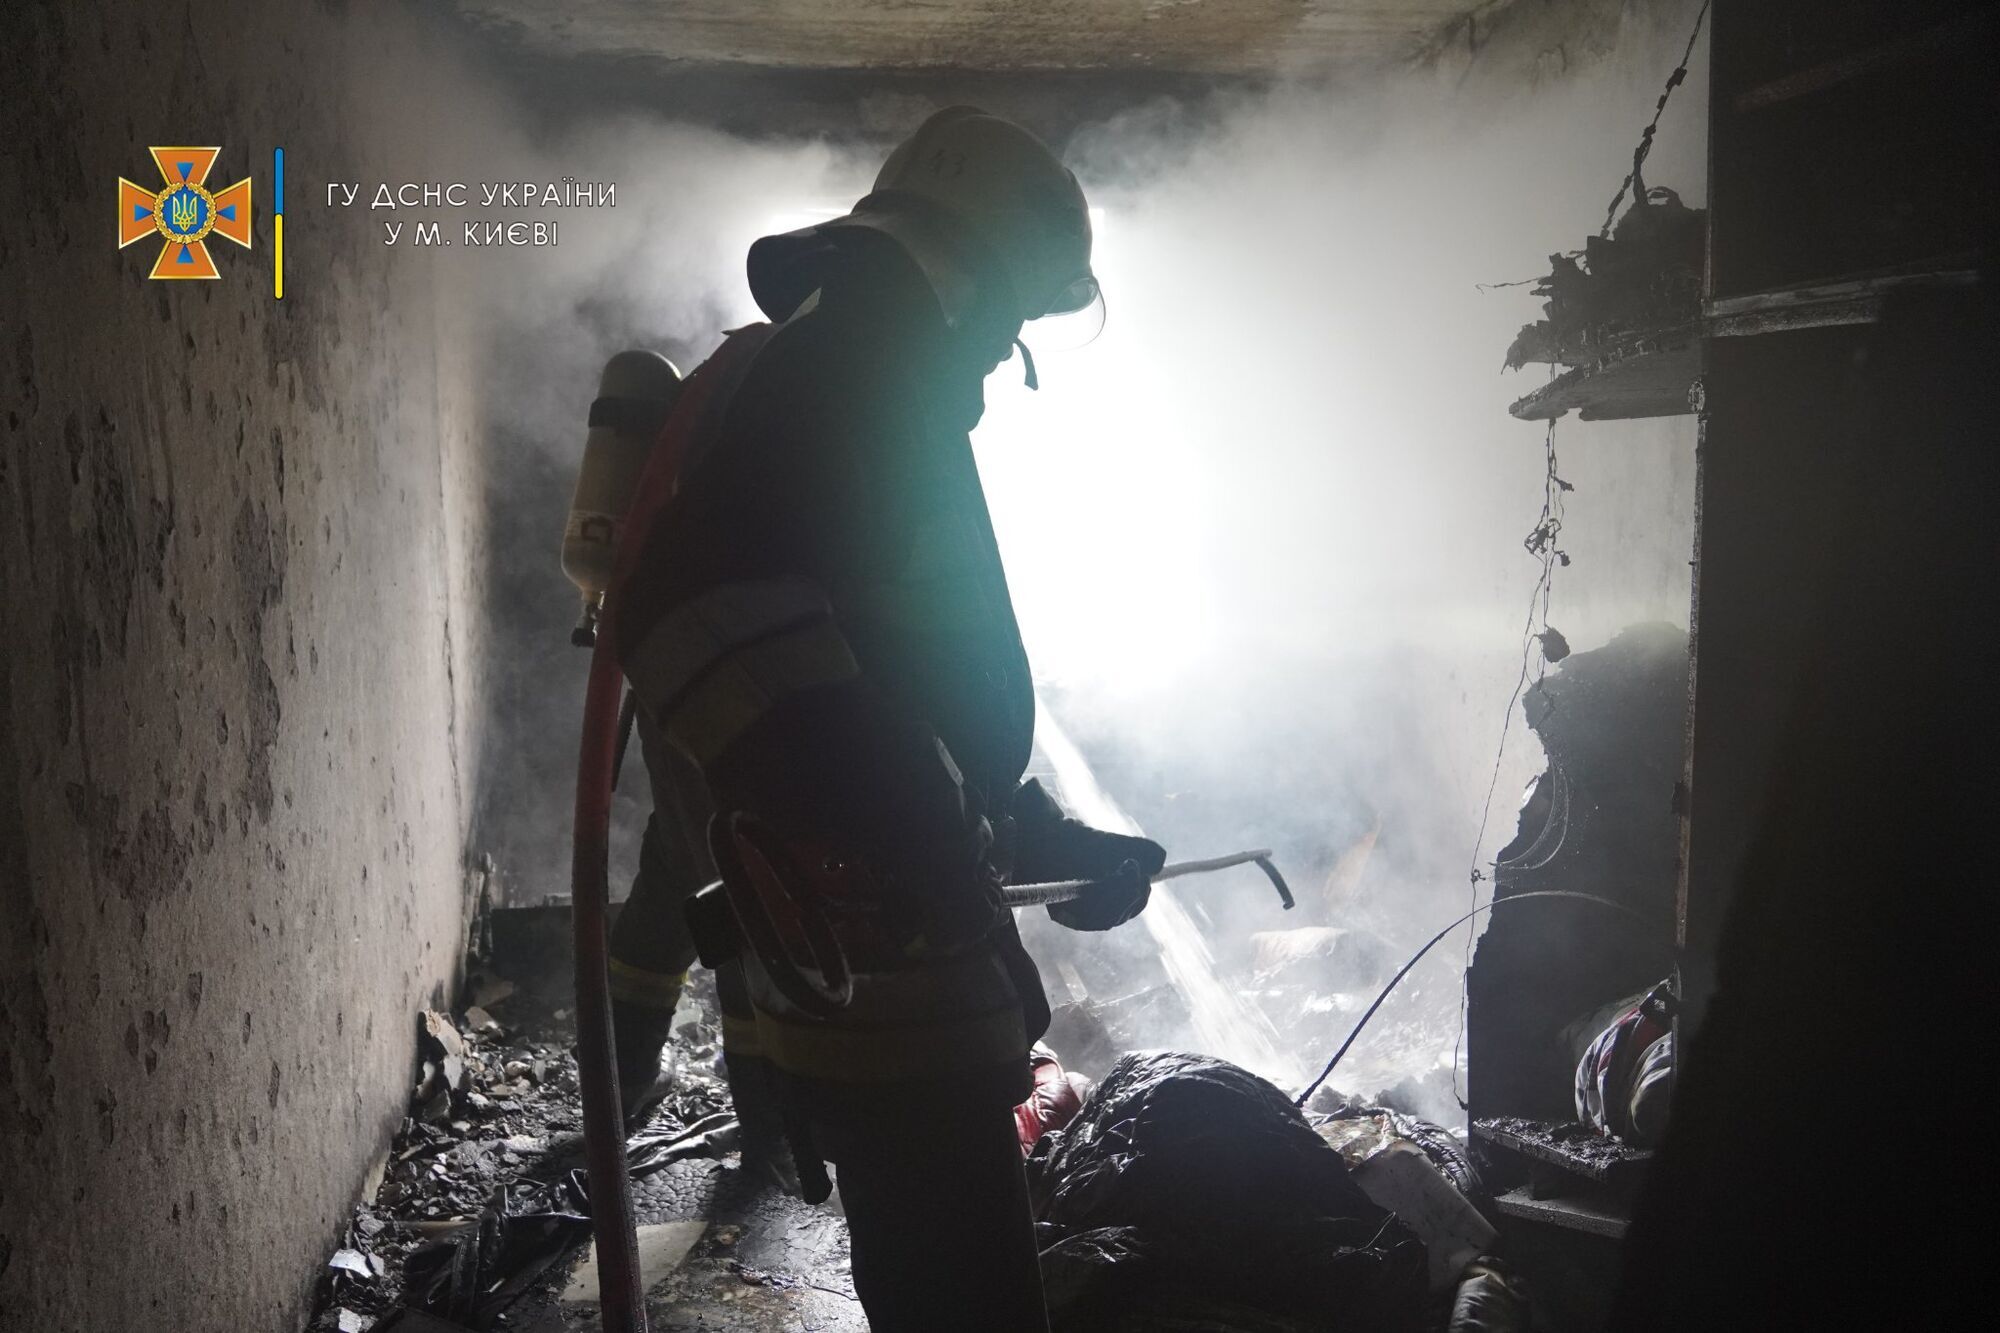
[449,2,1707,1110]
[970,8,1705,1107]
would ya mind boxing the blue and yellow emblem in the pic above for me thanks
[118,147,252,280]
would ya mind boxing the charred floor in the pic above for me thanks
[3,1,1994,1330]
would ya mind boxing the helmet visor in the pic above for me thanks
[1037,271,1101,319]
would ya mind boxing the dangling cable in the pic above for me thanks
[1451,417,1570,1107]
[1295,888,1650,1110]
[1599,0,1710,237]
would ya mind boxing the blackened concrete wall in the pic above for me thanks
[0,3,491,1328]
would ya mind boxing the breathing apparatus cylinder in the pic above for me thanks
[562,350,683,646]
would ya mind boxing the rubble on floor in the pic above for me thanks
[305,972,735,1332]
[1028,1051,1430,1332]
[1312,1103,1495,1296]
[305,948,1508,1332]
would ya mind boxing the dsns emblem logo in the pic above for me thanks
[119,147,252,279]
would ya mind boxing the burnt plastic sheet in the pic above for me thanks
[400,1199,589,1329]
[1027,1052,1428,1331]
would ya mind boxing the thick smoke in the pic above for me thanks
[972,8,1706,1115]
[458,3,1706,1117]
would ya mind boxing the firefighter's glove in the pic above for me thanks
[890,811,1005,958]
[1007,779,1164,932]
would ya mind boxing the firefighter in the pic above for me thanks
[610,106,1164,1330]
[605,716,783,1148]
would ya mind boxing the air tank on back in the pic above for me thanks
[562,350,683,646]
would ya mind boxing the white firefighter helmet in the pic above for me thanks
[749,106,1096,329]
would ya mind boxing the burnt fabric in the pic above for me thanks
[1027,1052,1428,1331]
[1573,982,1674,1145]
[1013,1045,1091,1156]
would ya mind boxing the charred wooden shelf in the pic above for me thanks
[1508,267,1981,422]
[1473,1117,1653,1190]
[1507,328,1700,422]
[1706,267,1981,338]
[1492,1186,1630,1241]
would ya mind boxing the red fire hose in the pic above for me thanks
[567,329,774,1330]
[571,623,649,1333]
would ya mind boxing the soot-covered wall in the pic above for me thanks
[0,2,490,1328]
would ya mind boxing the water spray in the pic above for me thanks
[1034,707,1302,1084]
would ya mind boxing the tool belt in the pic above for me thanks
[703,813,890,1015]
[687,812,1042,1087]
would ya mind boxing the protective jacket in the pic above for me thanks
[612,245,1047,1094]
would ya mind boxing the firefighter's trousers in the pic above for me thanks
[807,1072,1049,1332]
[616,712,1052,1327]
[607,716,762,1074]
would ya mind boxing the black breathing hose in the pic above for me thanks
[1293,889,1655,1109]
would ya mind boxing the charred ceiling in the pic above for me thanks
[442,0,1510,139]
[449,0,1501,76]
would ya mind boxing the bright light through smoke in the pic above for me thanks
[471,27,1706,1111]
[977,203,1228,697]
[959,38,1703,1111]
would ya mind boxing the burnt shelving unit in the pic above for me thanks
[1678,0,1993,1023]
[1475,3,1994,1326]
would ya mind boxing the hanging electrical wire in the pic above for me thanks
[1599,0,1712,237]
[1434,0,1708,1109]
[1296,888,1646,1110]
[1448,416,1569,1107]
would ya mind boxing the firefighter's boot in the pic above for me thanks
[610,976,684,1128]
[724,1051,800,1193]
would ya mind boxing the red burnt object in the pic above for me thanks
[1014,1045,1091,1156]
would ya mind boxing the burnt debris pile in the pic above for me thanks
[1028,1051,1431,1331]
[306,973,731,1332]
